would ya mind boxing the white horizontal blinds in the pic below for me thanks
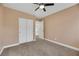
[19,18,33,43]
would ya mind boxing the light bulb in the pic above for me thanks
[40,5,44,9]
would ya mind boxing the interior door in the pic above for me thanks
[19,18,33,43]
[35,20,44,39]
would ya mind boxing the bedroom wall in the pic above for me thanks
[0,5,36,50]
[44,4,79,48]
[0,5,4,50]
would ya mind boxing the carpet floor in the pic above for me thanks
[1,39,79,56]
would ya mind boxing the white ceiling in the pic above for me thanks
[3,3,76,18]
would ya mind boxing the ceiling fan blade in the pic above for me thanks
[44,3,54,6]
[33,3,40,5]
[35,7,39,11]
[43,8,46,12]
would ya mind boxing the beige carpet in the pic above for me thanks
[1,39,79,56]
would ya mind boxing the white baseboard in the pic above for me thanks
[4,43,20,49]
[0,48,4,55]
[0,40,36,55]
[45,38,79,51]
[1,38,79,55]
[0,43,20,55]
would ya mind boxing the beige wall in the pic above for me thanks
[0,5,36,50]
[0,5,4,50]
[44,4,79,48]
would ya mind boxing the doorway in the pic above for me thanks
[35,19,44,39]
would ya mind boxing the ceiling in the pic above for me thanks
[3,3,77,18]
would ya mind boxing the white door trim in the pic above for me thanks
[44,38,79,51]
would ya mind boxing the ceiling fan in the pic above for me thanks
[33,3,54,12]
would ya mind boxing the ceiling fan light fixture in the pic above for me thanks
[34,3,54,12]
[40,5,45,9]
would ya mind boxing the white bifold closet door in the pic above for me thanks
[19,18,33,43]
